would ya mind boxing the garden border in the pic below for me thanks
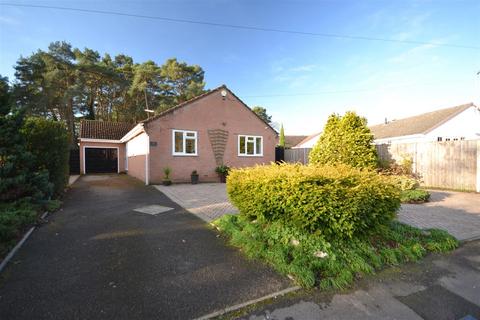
[0,211,49,274]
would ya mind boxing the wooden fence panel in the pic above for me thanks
[377,141,478,191]
[284,148,312,164]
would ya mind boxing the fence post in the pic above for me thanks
[477,141,480,192]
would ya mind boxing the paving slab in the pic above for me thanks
[0,175,291,320]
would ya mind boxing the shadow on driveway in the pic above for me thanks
[0,175,291,320]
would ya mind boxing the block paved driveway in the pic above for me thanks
[159,184,480,241]
[0,175,291,320]
[398,190,480,241]
[155,183,238,221]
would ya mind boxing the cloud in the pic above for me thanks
[290,64,317,72]
[0,16,19,26]
[388,41,440,64]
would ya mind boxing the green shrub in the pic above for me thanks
[22,117,70,196]
[0,199,38,255]
[213,215,457,289]
[227,163,400,239]
[309,111,378,169]
[0,109,52,202]
[387,175,419,191]
[401,189,430,203]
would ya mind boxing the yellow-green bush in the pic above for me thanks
[227,163,400,239]
[386,175,419,191]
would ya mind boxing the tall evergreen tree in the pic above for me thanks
[279,124,286,148]
[252,106,272,124]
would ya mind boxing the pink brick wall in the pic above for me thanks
[127,155,146,183]
[145,89,278,183]
[79,141,126,174]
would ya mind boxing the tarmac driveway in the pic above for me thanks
[0,175,291,320]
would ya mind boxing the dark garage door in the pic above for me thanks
[85,148,118,173]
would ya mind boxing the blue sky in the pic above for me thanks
[1,0,479,134]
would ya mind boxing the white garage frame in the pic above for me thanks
[82,146,120,174]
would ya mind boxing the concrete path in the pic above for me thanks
[398,190,480,241]
[0,175,291,320]
[238,240,480,320]
[68,174,80,186]
[155,183,238,222]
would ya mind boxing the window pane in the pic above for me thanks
[185,138,196,154]
[247,141,254,155]
[239,136,246,154]
[174,132,183,153]
[186,132,195,137]
[255,137,262,155]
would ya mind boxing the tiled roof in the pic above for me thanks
[80,120,134,140]
[369,103,475,139]
[284,135,307,148]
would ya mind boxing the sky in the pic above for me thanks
[1,0,479,135]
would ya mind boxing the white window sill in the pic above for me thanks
[238,154,264,157]
[172,153,198,157]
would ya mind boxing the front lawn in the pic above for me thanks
[213,214,457,289]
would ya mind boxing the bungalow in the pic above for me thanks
[292,103,480,148]
[79,85,278,184]
[370,103,480,144]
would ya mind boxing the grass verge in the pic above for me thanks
[212,215,457,289]
[401,189,430,203]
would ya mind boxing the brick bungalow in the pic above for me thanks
[79,85,278,184]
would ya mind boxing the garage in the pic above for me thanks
[84,147,119,173]
[79,120,133,175]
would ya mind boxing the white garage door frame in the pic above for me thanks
[83,146,120,174]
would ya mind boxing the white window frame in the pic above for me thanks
[172,129,198,156]
[238,135,263,157]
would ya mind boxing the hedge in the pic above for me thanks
[22,117,70,196]
[227,163,400,239]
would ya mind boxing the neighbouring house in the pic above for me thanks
[284,135,308,149]
[292,132,321,149]
[79,85,278,184]
[370,103,480,144]
[292,103,480,148]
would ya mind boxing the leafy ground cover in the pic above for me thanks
[213,215,458,289]
[0,199,61,258]
[401,189,431,203]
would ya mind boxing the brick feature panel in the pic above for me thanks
[208,129,229,166]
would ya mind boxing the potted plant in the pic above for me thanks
[163,167,172,186]
[191,170,199,184]
[215,164,230,183]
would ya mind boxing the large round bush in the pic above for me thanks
[227,163,400,239]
